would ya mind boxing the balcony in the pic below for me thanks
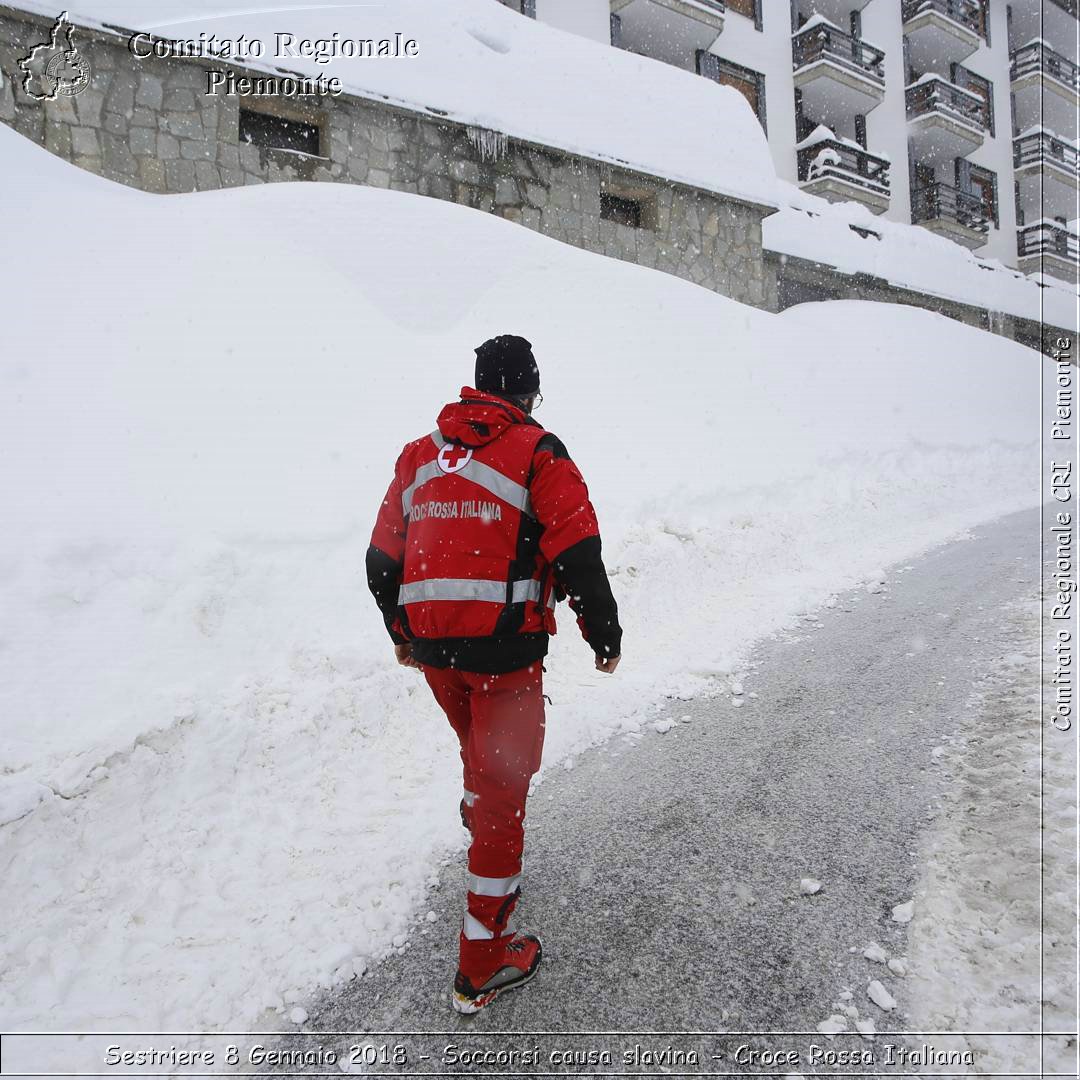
[792,19,886,118]
[1018,220,1080,283]
[1011,41,1080,139]
[609,0,725,69]
[796,130,891,213]
[911,180,989,248]
[1014,129,1079,221]
[902,0,984,72]
[905,75,989,163]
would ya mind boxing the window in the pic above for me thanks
[956,158,999,227]
[696,51,767,133]
[793,89,815,141]
[726,0,761,28]
[601,192,643,228]
[239,108,321,156]
[950,62,994,135]
[854,113,867,149]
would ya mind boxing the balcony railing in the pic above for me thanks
[1014,130,1080,174]
[905,75,990,130]
[901,0,984,35]
[1011,41,1080,92]
[1018,220,1080,261]
[911,181,990,232]
[792,23,886,81]
[797,137,891,194]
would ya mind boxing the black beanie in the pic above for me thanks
[474,335,540,396]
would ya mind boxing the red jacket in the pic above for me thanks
[367,387,621,673]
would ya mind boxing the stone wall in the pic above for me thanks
[769,250,1073,360]
[0,4,771,309]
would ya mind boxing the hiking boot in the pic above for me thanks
[451,934,542,1014]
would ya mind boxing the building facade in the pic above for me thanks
[504,0,1079,284]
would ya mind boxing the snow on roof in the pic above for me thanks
[767,179,1078,329]
[1023,218,1079,232]
[794,125,891,159]
[1015,124,1079,146]
[795,124,838,150]
[906,72,985,101]
[793,13,846,35]
[15,0,779,209]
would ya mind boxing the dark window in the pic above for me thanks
[854,113,867,149]
[727,0,759,26]
[239,108,320,156]
[600,192,643,228]
[950,62,994,135]
[956,158,999,227]
[610,12,622,47]
[793,88,814,141]
[696,50,767,133]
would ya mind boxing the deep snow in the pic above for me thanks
[0,115,1047,1042]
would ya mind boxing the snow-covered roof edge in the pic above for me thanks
[1,0,781,212]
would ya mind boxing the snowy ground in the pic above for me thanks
[0,114,1050,1056]
[256,507,1063,1077]
[906,595,1078,1077]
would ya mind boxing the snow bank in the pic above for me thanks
[766,180,1078,331]
[0,121,1045,1040]
[22,0,777,208]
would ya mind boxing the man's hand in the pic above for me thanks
[395,642,421,669]
[595,654,621,674]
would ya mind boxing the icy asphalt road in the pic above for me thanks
[288,506,1039,1071]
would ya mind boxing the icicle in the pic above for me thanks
[466,125,508,163]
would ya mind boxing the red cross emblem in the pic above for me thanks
[437,443,473,474]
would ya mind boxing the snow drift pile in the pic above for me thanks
[0,101,1043,1038]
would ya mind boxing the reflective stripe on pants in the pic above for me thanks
[421,664,545,978]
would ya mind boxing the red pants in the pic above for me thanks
[422,663,546,981]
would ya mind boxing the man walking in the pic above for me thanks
[366,334,622,1013]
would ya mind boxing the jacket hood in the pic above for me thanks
[436,386,532,448]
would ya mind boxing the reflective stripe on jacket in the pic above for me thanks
[368,386,621,673]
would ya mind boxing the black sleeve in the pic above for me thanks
[552,535,623,659]
[365,544,408,645]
